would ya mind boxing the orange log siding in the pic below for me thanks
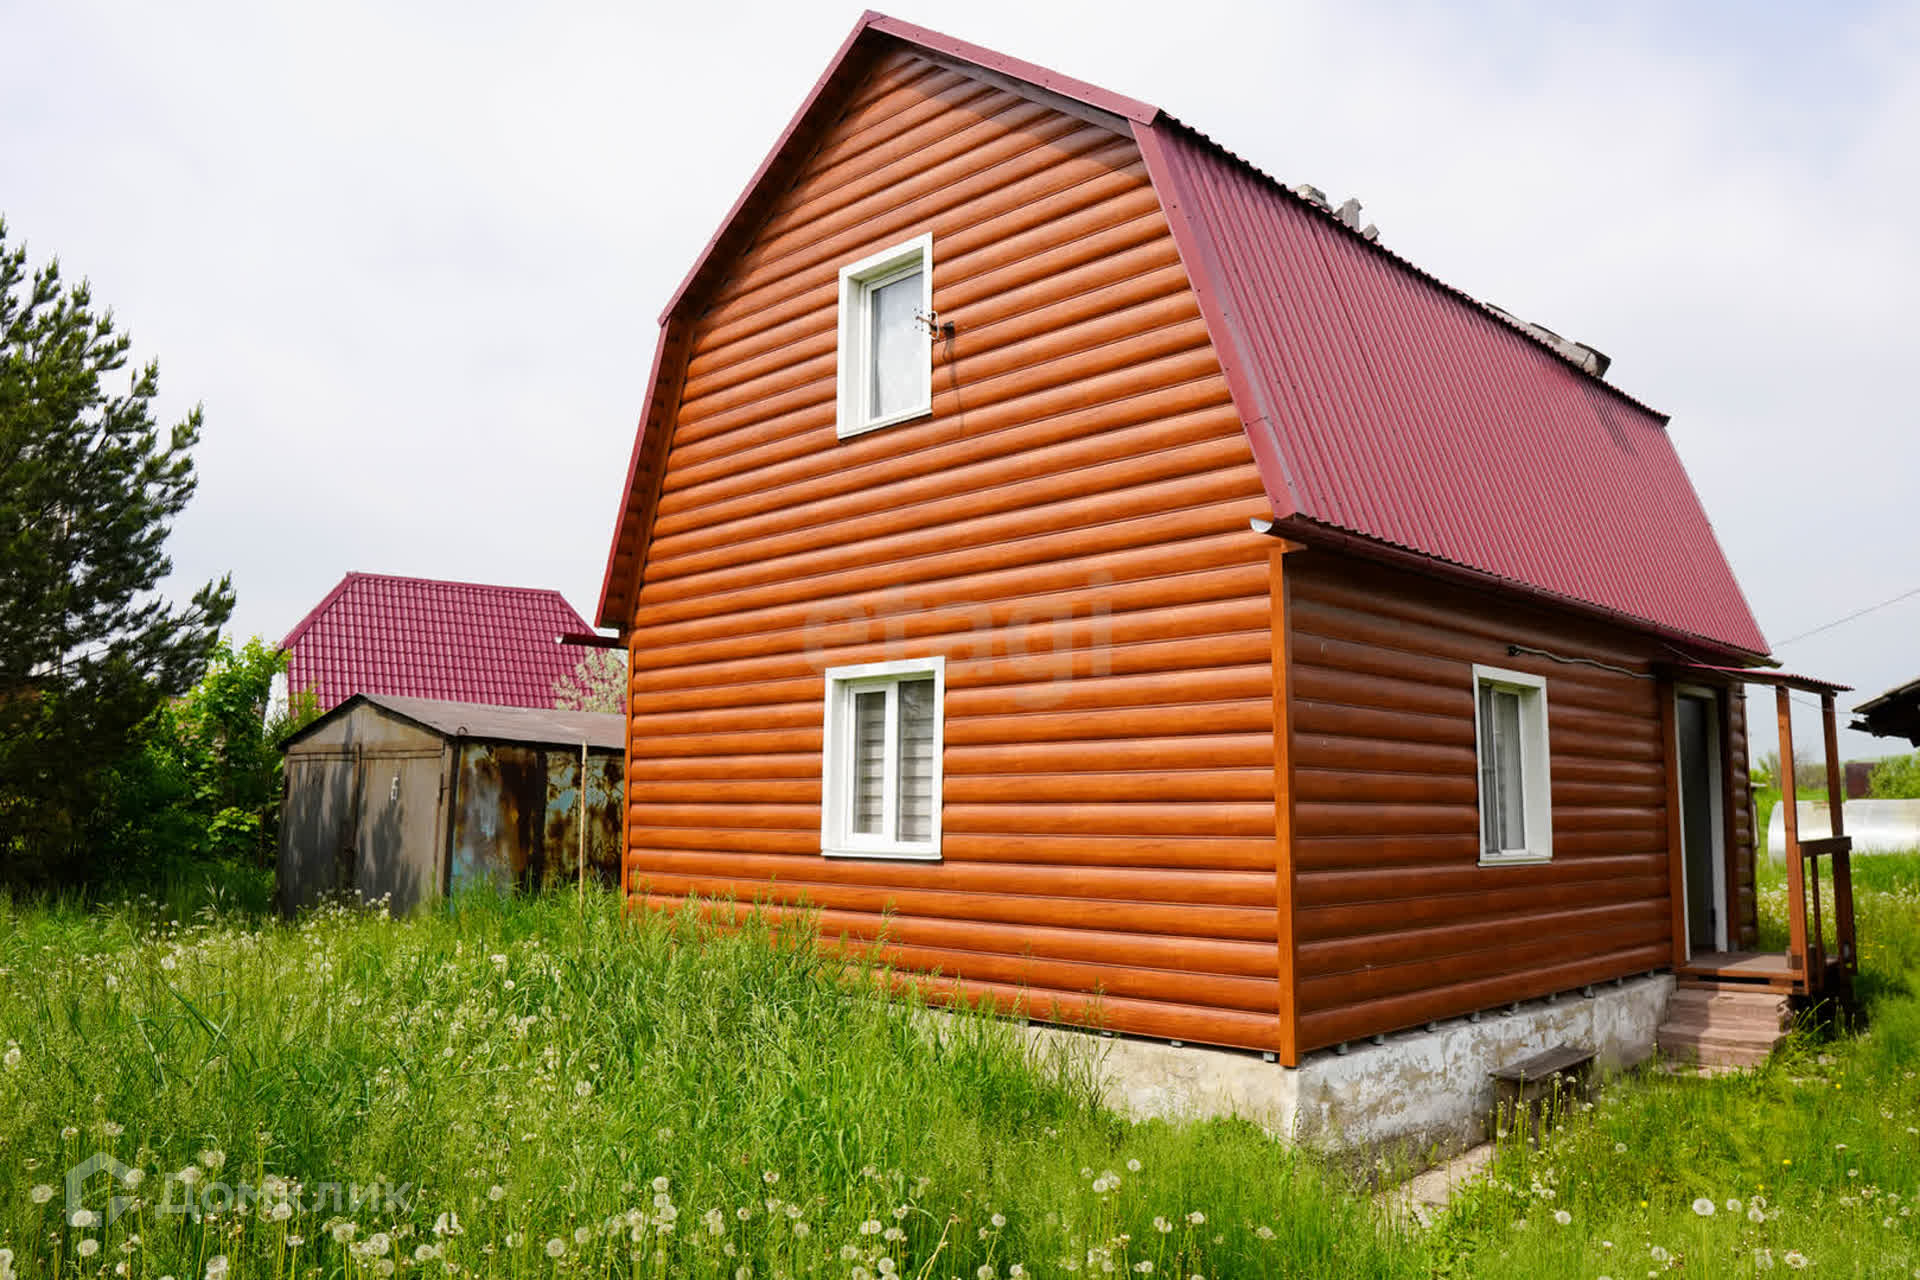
[622,50,1280,1053]
[1283,550,1715,1053]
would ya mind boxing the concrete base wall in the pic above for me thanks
[1014,974,1675,1153]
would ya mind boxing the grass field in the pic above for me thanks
[0,884,1413,1279]
[3,855,1916,1279]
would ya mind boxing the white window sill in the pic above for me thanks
[836,403,933,440]
[1479,851,1553,867]
[823,843,942,862]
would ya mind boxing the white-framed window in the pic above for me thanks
[821,655,944,860]
[1472,664,1552,865]
[835,233,933,439]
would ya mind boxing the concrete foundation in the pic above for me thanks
[1013,973,1675,1153]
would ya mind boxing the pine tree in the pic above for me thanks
[0,219,234,882]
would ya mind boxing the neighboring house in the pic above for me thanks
[278,694,624,914]
[278,572,595,712]
[593,12,1851,1097]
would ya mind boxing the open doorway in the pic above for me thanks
[1676,686,1728,958]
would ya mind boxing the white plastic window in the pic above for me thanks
[836,235,933,438]
[1472,665,1552,864]
[822,656,944,859]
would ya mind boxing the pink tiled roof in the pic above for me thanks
[282,572,596,711]
[597,12,1770,661]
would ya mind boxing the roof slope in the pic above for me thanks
[284,692,624,752]
[597,11,1767,659]
[282,572,594,711]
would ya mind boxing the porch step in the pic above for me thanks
[1656,987,1793,1069]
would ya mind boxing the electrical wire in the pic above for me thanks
[1773,584,1920,648]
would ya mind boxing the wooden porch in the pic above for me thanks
[1669,672,1858,1001]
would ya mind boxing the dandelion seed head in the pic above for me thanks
[1692,1197,1716,1217]
[544,1237,565,1258]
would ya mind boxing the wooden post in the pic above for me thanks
[1270,544,1299,1067]
[1822,694,1856,972]
[1660,681,1688,968]
[1777,687,1810,990]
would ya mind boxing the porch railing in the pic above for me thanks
[1775,687,1858,994]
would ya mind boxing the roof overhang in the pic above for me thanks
[1255,516,1773,666]
[1851,676,1920,746]
[1664,663,1852,696]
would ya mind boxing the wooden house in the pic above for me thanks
[595,12,1854,1070]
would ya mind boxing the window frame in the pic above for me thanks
[820,655,945,861]
[835,233,934,439]
[1471,663,1553,866]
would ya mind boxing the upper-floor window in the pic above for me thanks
[836,234,932,438]
[1472,664,1552,865]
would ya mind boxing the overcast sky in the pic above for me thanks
[6,0,1915,759]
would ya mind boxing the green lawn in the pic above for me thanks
[4,855,1916,1278]
[0,883,1414,1279]
[1430,852,1920,1277]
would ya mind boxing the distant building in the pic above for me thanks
[277,693,624,913]
[276,572,594,713]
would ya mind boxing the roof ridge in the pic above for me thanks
[1155,117,1668,421]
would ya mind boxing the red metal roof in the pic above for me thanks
[1143,123,1768,656]
[282,572,595,712]
[596,12,1770,660]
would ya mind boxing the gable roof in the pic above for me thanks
[282,692,624,752]
[597,11,1768,660]
[282,572,594,711]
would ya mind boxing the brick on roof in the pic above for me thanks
[281,572,595,711]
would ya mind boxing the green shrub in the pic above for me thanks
[1868,752,1920,799]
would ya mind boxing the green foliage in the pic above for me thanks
[91,637,317,878]
[1868,752,1920,799]
[0,219,234,884]
[0,893,1417,1278]
[554,645,627,714]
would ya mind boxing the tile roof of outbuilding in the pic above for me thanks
[282,572,596,711]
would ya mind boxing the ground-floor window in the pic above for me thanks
[821,656,944,860]
[1472,664,1552,864]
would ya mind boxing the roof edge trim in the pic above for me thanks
[1266,515,1772,665]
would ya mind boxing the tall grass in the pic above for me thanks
[1429,853,1920,1276]
[0,887,1416,1279]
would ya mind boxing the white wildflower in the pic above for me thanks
[77,1239,100,1258]
[1692,1198,1716,1217]
[545,1237,565,1258]
[1553,1209,1571,1225]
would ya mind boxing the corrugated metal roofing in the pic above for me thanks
[282,573,596,711]
[596,11,1771,660]
[284,692,625,751]
[1146,124,1768,656]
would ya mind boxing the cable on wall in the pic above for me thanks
[1505,643,1654,681]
